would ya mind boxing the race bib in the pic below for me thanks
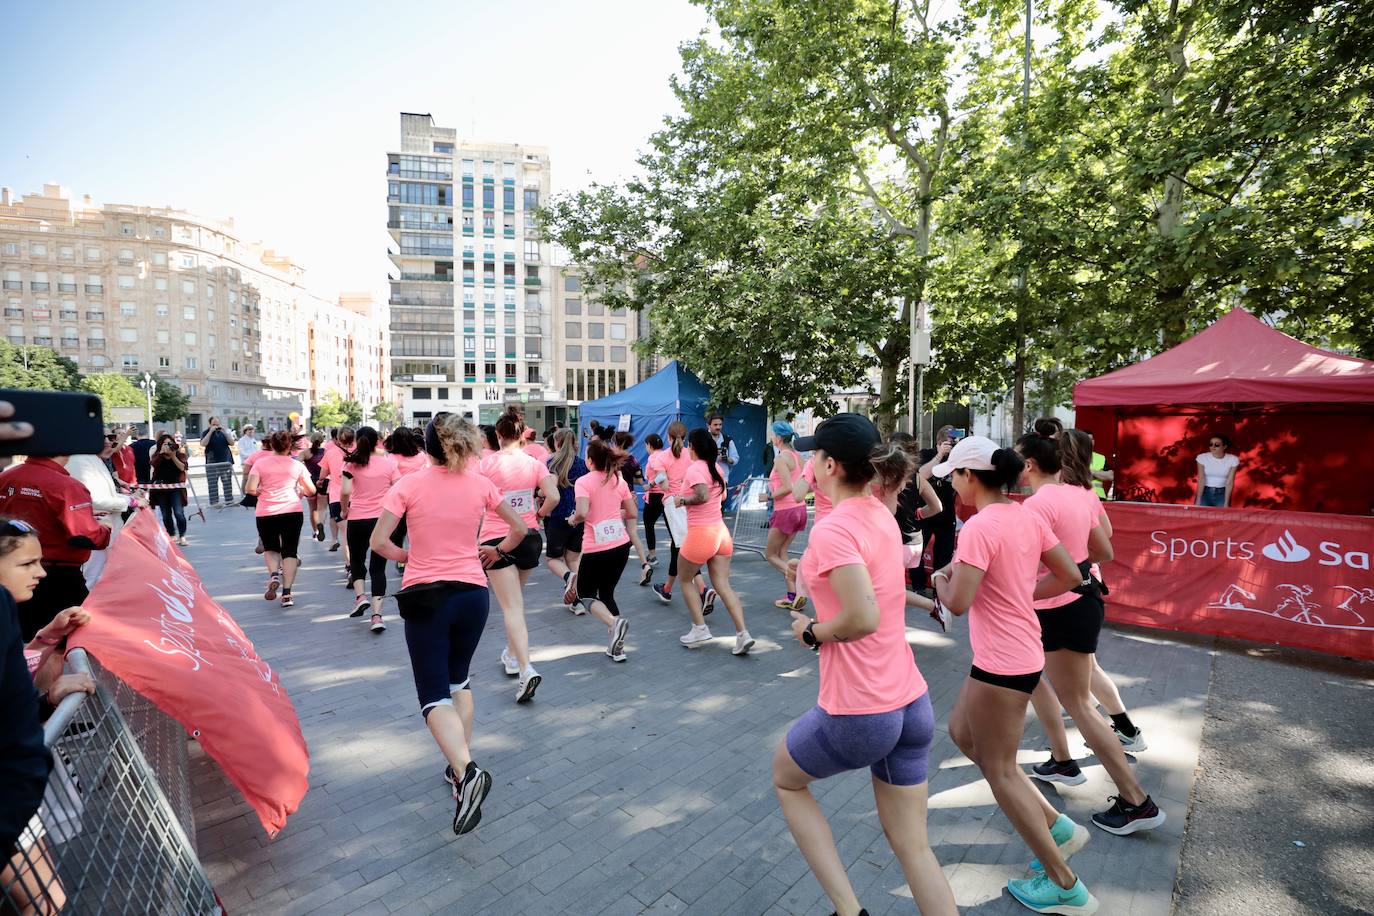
[504,488,535,515]
[593,517,626,545]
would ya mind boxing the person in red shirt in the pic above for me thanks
[109,426,136,486]
[0,456,112,640]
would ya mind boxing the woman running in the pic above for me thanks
[765,421,806,609]
[930,436,1100,915]
[649,422,710,608]
[544,428,588,615]
[245,430,316,609]
[784,449,836,612]
[569,438,635,661]
[676,429,753,655]
[480,408,558,703]
[611,431,654,586]
[303,433,327,542]
[776,414,957,916]
[370,414,526,836]
[641,433,668,567]
[340,427,400,633]
[319,426,355,557]
[1015,432,1165,840]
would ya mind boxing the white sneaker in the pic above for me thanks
[679,624,712,648]
[176,535,188,546]
[732,630,755,656]
[516,667,541,703]
[607,617,629,660]
[568,599,587,616]
[500,648,519,676]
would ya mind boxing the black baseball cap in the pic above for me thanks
[793,413,881,464]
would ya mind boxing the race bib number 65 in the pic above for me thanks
[504,488,535,514]
[593,518,626,544]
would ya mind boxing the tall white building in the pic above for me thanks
[0,183,389,434]
[387,113,558,426]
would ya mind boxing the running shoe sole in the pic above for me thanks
[516,674,541,703]
[1092,809,1166,836]
[453,768,492,836]
[329,542,340,551]
[702,590,717,616]
[1006,882,1100,915]
[562,573,578,606]
[1116,731,1148,753]
[370,615,386,633]
[680,635,712,648]
[773,597,795,609]
[652,589,672,605]
[264,578,279,601]
[638,565,653,586]
[315,526,326,541]
[608,618,629,658]
[281,595,294,608]
[350,598,371,618]
[1031,768,1087,787]
[790,595,807,611]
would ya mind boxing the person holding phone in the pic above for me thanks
[150,432,190,545]
[199,417,235,508]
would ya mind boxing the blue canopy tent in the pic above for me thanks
[577,360,768,491]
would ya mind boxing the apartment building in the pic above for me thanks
[551,264,646,405]
[387,112,560,427]
[309,292,391,420]
[0,183,388,433]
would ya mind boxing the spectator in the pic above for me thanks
[707,413,738,485]
[199,417,235,508]
[109,426,136,485]
[65,433,134,586]
[0,456,111,641]
[236,424,259,462]
[129,425,156,484]
[1195,433,1239,508]
[150,432,190,545]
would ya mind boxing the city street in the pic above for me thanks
[177,505,1241,916]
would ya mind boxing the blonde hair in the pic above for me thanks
[549,427,577,487]
[435,413,482,472]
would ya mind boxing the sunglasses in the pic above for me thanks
[105,434,118,441]
[1,519,36,536]
[1209,442,1225,448]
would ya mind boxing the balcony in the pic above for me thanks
[399,273,453,282]
[6,336,22,345]
[505,228,516,238]
[504,278,516,288]
[30,282,49,291]
[60,337,79,348]
[85,284,103,293]
[3,308,20,318]
[86,311,105,320]
[524,277,542,287]
[86,340,105,350]
[34,337,52,346]
[1,281,20,291]
[59,310,77,320]
[58,283,76,292]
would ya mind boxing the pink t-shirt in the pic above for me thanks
[523,441,551,463]
[252,454,308,517]
[393,452,429,477]
[574,471,631,554]
[802,458,834,522]
[769,450,802,510]
[681,460,724,526]
[955,501,1058,675]
[479,449,549,539]
[383,465,501,589]
[800,494,927,715]
[341,454,399,521]
[318,444,347,486]
[242,448,268,471]
[661,448,692,494]
[644,449,670,495]
[1024,483,1101,610]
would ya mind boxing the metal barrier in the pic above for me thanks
[729,476,813,558]
[2,650,221,916]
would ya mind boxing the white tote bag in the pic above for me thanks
[664,496,689,545]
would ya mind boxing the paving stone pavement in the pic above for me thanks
[185,507,1208,915]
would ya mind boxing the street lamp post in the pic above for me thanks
[138,371,156,433]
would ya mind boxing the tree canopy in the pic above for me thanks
[0,341,82,392]
[81,374,143,422]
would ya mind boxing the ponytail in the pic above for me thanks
[667,420,687,459]
[1032,416,1064,439]
[344,426,379,466]
[428,413,481,472]
[495,408,524,443]
[549,428,577,487]
[687,428,725,491]
[1014,432,1062,475]
[968,448,1025,491]
[586,438,624,483]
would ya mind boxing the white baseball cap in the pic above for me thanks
[932,435,1000,477]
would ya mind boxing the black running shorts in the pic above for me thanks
[1036,590,1106,654]
[481,531,543,571]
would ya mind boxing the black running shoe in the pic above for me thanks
[1031,756,1087,786]
[315,524,325,541]
[651,584,673,604]
[453,762,492,835]
[1091,794,1166,835]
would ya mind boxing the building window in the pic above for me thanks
[610,323,627,340]
[588,345,604,361]
[152,226,165,238]
[120,302,136,316]
[587,322,604,339]
[565,321,582,339]
[31,243,46,257]
[157,330,169,343]
[117,275,135,289]
[610,346,627,362]
[182,255,195,268]
[503,187,516,209]
[119,328,138,342]
[524,188,539,210]
[182,280,195,295]
[153,251,167,266]
[158,356,171,368]
[122,355,139,369]
[524,241,540,261]
[413,388,432,400]
[564,297,581,316]
[564,275,582,292]
[121,223,134,236]
[185,332,197,345]
[504,362,516,379]
[186,356,198,369]
[183,306,196,320]
[154,277,167,290]
[187,384,197,397]
[434,142,454,154]
[3,243,18,256]
[59,246,73,259]
[436,387,449,399]
[156,304,168,317]
[482,186,495,209]
[118,248,135,262]
[85,247,101,260]
[484,361,497,378]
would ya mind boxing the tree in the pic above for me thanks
[370,402,398,427]
[311,392,363,429]
[0,342,82,391]
[338,399,364,427]
[151,380,191,423]
[81,373,143,422]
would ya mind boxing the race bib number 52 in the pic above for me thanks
[504,488,535,514]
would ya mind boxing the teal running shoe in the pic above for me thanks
[1007,873,1099,914]
[1028,813,1090,875]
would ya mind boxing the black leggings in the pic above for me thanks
[576,543,631,617]
[256,513,303,559]
[643,492,666,552]
[347,516,388,597]
[911,520,956,590]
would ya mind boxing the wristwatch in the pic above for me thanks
[801,620,820,651]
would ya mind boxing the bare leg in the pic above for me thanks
[487,565,531,670]
[872,778,958,916]
[281,557,299,590]
[706,554,747,633]
[1046,651,1147,805]
[765,527,792,579]
[1090,656,1128,716]
[948,678,1077,889]
[426,695,474,772]
[263,550,282,577]
[1031,678,1075,762]
[772,742,863,916]
[678,557,706,625]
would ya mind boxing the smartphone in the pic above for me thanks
[949,428,966,440]
[0,389,106,457]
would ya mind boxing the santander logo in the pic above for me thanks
[1261,530,1311,563]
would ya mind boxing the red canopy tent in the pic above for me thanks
[1074,309,1374,515]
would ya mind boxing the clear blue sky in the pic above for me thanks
[0,0,709,302]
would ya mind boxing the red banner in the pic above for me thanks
[71,508,309,836]
[1102,502,1374,660]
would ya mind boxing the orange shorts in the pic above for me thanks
[680,523,733,565]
